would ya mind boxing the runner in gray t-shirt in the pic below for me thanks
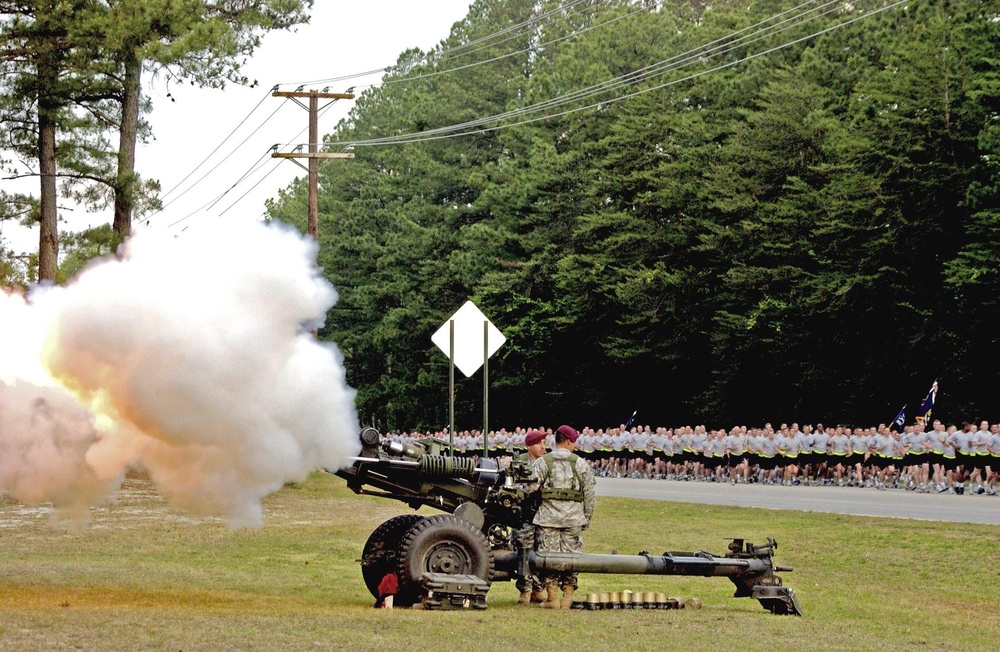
[779,428,802,486]
[689,427,708,480]
[810,426,830,484]
[903,427,930,492]
[828,428,851,486]
[847,428,867,487]
[869,429,894,490]
[724,428,750,484]
[940,423,960,493]
[954,423,985,493]
[986,425,1000,495]
[756,430,779,485]
[968,422,991,493]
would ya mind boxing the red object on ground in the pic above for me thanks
[378,572,399,597]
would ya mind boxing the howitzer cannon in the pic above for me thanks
[332,429,802,615]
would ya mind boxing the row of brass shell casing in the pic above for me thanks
[571,590,703,610]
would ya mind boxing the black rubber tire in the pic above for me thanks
[360,514,425,599]
[395,514,494,605]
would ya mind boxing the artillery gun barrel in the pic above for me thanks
[494,546,802,615]
[527,551,774,578]
[343,456,418,466]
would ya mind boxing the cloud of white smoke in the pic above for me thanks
[0,380,122,526]
[0,221,360,527]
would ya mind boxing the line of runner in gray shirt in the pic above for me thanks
[384,419,1000,495]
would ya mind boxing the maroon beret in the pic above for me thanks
[556,425,579,442]
[525,429,546,446]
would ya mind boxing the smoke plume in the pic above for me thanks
[0,221,360,527]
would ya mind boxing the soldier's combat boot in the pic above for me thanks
[541,584,561,609]
[560,585,575,609]
[530,588,546,604]
[517,590,532,605]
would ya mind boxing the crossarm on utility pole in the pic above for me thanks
[270,89,356,240]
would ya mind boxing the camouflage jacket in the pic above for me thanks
[517,452,541,525]
[530,448,596,528]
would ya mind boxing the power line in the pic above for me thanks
[396,0,604,68]
[278,0,603,88]
[155,0,903,231]
[217,160,285,217]
[148,2,633,228]
[165,96,344,229]
[309,0,846,147]
[157,88,272,203]
[205,149,276,211]
[425,0,600,61]
[146,97,291,222]
[329,0,908,148]
[368,0,670,92]
[164,148,274,228]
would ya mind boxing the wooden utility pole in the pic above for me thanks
[271,89,355,239]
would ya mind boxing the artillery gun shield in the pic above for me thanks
[396,514,494,606]
[361,514,425,599]
[453,502,485,530]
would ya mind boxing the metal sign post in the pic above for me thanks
[483,320,489,459]
[449,320,455,457]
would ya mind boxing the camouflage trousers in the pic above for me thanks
[534,525,584,590]
[514,523,542,593]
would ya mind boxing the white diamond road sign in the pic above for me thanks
[431,301,506,378]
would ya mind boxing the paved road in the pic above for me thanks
[595,477,1000,525]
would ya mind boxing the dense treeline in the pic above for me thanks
[266,0,1000,431]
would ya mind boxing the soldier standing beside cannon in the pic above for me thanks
[515,429,548,604]
[531,424,596,609]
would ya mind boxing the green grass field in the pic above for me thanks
[1,471,997,651]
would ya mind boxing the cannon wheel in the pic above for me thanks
[361,514,425,599]
[396,514,494,606]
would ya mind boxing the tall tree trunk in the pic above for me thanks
[113,51,141,239]
[37,62,59,282]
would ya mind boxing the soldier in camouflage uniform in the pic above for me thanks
[515,429,547,604]
[531,424,596,609]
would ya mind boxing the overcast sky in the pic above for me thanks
[2,1,473,254]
